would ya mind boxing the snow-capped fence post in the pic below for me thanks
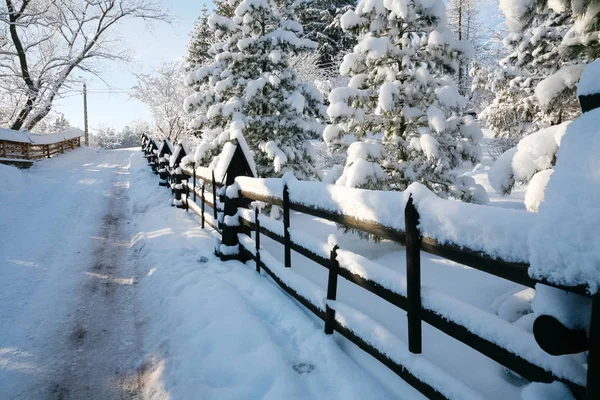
[172,171,185,208]
[405,194,422,354]
[156,140,172,180]
[255,206,261,274]
[169,144,188,197]
[324,244,340,335]
[220,184,240,261]
[218,143,256,261]
[587,295,600,399]
[283,184,291,268]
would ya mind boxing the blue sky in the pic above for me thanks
[55,0,502,133]
[55,0,210,132]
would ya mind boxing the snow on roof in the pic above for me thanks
[0,128,31,143]
[528,108,600,293]
[0,127,83,144]
[577,58,600,97]
[59,128,84,140]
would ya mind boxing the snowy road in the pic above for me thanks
[0,149,142,399]
[0,149,401,400]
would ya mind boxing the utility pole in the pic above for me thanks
[457,0,464,94]
[83,83,89,147]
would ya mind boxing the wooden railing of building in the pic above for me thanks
[0,136,82,160]
[140,132,596,400]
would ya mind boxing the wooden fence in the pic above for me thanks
[0,128,83,162]
[140,133,597,400]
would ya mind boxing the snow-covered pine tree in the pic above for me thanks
[324,0,487,203]
[186,3,214,71]
[215,0,236,18]
[297,0,356,69]
[481,0,600,138]
[184,7,243,164]
[184,0,327,179]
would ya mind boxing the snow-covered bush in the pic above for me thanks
[489,121,570,210]
[324,0,487,203]
[184,0,327,180]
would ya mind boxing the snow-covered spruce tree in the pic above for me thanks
[480,0,600,138]
[184,0,327,179]
[297,0,357,69]
[324,0,487,203]
[184,8,244,165]
[186,3,214,71]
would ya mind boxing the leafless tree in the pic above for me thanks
[0,0,169,131]
[131,62,188,143]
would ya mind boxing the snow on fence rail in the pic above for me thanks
[0,127,83,162]
[139,133,596,400]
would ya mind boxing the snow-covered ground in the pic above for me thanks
[0,149,404,399]
[0,145,582,400]
[460,129,526,210]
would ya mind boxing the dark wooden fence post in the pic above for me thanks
[325,244,340,335]
[587,294,600,399]
[212,170,218,221]
[173,172,183,206]
[184,177,189,211]
[283,183,291,268]
[405,194,422,354]
[220,183,240,261]
[201,183,205,229]
[193,164,197,203]
[255,206,261,273]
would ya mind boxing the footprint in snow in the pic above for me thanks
[293,363,315,375]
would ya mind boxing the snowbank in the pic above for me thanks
[128,153,397,399]
[0,163,26,192]
[528,108,600,292]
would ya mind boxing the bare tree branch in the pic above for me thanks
[0,0,170,130]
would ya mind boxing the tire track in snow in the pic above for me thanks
[49,162,143,400]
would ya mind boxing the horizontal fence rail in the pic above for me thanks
[139,134,595,400]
